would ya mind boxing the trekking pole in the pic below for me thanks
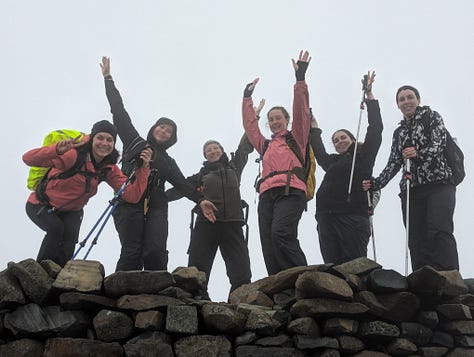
[347,75,369,201]
[73,169,136,260]
[404,159,411,276]
[367,191,377,262]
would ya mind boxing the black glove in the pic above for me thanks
[243,82,254,98]
[295,61,309,81]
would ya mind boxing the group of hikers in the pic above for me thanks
[23,50,461,298]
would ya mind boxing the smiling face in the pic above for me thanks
[153,123,174,144]
[204,143,223,163]
[267,108,290,134]
[397,89,420,119]
[92,132,114,162]
[332,130,354,154]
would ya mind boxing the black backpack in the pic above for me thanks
[445,130,465,186]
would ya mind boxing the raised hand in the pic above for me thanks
[292,50,311,81]
[243,78,260,98]
[363,71,376,100]
[56,136,86,155]
[100,56,111,77]
[254,98,266,117]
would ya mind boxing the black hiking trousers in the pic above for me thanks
[400,182,459,271]
[26,202,83,267]
[113,202,169,271]
[188,220,251,295]
[316,213,370,265]
[258,187,308,275]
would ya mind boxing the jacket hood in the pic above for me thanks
[147,117,177,150]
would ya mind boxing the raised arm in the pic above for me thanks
[101,56,143,149]
[242,78,267,154]
[291,50,311,156]
[309,110,334,171]
[361,71,383,172]
[231,133,254,182]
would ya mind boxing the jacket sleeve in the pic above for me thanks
[361,99,383,174]
[310,127,333,171]
[106,165,150,204]
[104,77,144,149]
[165,172,201,202]
[166,159,203,204]
[291,81,311,159]
[373,128,404,190]
[242,97,267,155]
[231,133,254,183]
[23,144,77,171]
[416,110,447,162]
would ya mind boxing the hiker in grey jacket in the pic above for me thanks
[166,134,253,297]
[363,85,459,271]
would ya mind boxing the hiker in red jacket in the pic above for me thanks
[23,120,152,267]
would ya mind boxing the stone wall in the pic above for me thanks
[1,258,474,356]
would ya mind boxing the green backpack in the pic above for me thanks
[27,129,85,190]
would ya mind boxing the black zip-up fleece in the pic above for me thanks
[373,105,452,192]
[104,77,202,209]
[167,134,253,223]
[311,99,383,215]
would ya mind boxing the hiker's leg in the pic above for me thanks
[258,189,279,275]
[401,187,428,271]
[113,203,145,271]
[317,213,344,264]
[218,222,252,294]
[58,209,83,266]
[26,202,67,266]
[271,188,308,271]
[426,183,458,271]
[143,206,169,270]
[336,215,370,264]
[188,221,219,286]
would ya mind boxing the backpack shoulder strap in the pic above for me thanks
[285,132,304,166]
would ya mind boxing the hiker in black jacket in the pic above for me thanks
[363,85,459,271]
[101,57,216,271]
[166,134,253,296]
[311,71,382,264]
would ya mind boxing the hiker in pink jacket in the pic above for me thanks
[242,50,311,275]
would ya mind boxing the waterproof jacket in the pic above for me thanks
[373,105,452,192]
[167,134,253,223]
[242,81,310,195]
[311,99,383,216]
[104,77,202,209]
[23,144,149,211]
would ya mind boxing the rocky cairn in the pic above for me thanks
[1,258,474,356]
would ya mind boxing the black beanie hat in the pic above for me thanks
[90,120,117,142]
[203,140,224,158]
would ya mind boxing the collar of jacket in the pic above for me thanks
[399,105,432,126]
[203,152,230,171]
[271,129,290,140]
